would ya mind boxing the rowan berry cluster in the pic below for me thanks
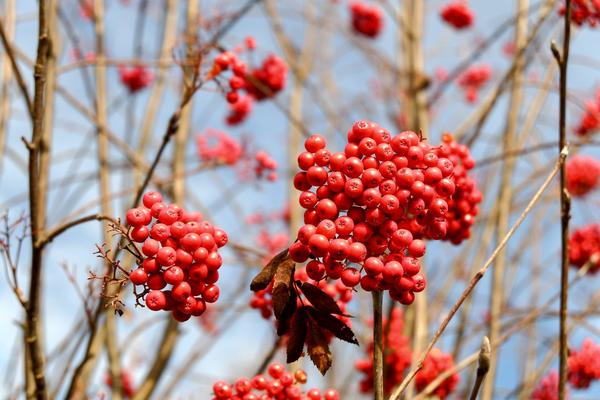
[197,129,244,165]
[437,134,481,244]
[254,151,278,182]
[211,363,340,400]
[568,338,600,388]
[227,95,253,126]
[574,90,600,136]
[349,1,384,38]
[250,267,352,322]
[355,308,411,394]
[212,50,287,103]
[532,370,562,400]
[566,155,600,197]
[457,64,492,103]
[560,0,600,27]
[104,371,135,398]
[290,121,467,305]
[126,191,228,322]
[118,65,153,93]
[414,349,460,399]
[440,1,475,30]
[568,224,600,273]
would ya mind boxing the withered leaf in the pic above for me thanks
[299,281,345,315]
[307,307,358,345]
[306,317,332,375]
[276,288,297,336]
[272,257,295,319]
[286,306,308,363]
[250,248,289,292]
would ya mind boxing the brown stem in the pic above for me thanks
[552,0,572,397]
[25,0,51,397]
[388,155,563,399]
[372,290,384,400]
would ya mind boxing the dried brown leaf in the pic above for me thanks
[250,248,289,292]
[307,307,358,345]
[271,257,295,318]
[299,281,344,315]
[306,318,332,375]
[286,307,307,363]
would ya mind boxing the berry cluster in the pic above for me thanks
[566,155,600,197]
[532,370,562,400]
[568,338,600,388]
[290,121,467,304]
[356,308,411,394]
[104,371,135,398]
[349,1,384,38]
[440,1,475,30]
[227,95,253,126]
[414,349,460,399]
[250,267,352,323]
[126,191,228,322]
[574,90,600,136]
[119,65,153,93]
[197,129,244,165]
[212,50,287,103]
[253,151,278,182]
[457,64,492,103]
[211,363,340,400]
[560,0,600,27]
[437,134,481,244]
[568,224,600,273]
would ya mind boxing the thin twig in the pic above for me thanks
[372,290,384,400]
[469,337,491,400]
[552,0,572,396]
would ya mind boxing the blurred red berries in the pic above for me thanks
[440,1,475,30]
[350,1,384,38]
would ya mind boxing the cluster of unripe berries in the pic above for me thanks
[125,191,228,322]
[561,0,600,27]
[440,0,475,30]
[566,155,600,197]
[290,121,477,305]
[568,224,600,274]
[118,65,153,93]
[574,90,600,135]
[250,267,352,323]
[457,64,492,103]
[438,134,481,244]
[356,309,459,398]
[349,1,384,38]
[211,363,340,400]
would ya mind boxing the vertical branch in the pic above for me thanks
[404,0,427,134]
[552,0,572,397]
[92,1,122,398]
[0,0,16,179]
[372,290,384,400]
[482,1,528,399]
[25,0,51,398]
[134,0,179,187]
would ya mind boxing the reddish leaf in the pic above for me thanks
[307,307,358,345]
[286,307,308,363]
[306,318,332,375]
[250,248,289,292]
[298,281,345,315]
[271,257,295,319]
